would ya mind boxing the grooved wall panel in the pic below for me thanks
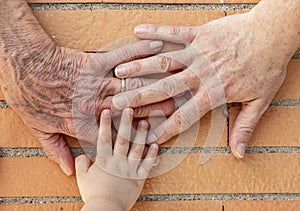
[0,203,84,211]
[132,201,223,210]
[229,106,300,146]
[275,60,300,99]
[0,109,227,148]
[0,201,222,210]
[31,10,224,51]
[1,154,299,197]
[0,109,80,148]
[224,200,300,211]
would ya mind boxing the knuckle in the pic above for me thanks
[128,78,143,90]
[173,111,190,131]
[117,137,129,146]
[131,146,143,155]
[169,26,181,37]
[160,80,175,97]
[236,126,255,139]
[158,55,172,71]
[132,91,143,107]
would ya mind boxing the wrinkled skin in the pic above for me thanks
[113,5,300,158]
[0,1,173,175]
[76,109,158,211]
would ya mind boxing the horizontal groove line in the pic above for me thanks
[0,100,9,108]
[293,52,300,59]
[2,100,300,110]
[229,100,300,107]
[29,3,256,11]
[1,194,300,204]
[1,147,300,158]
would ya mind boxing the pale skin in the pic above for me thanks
[0,0,173,175]
[76,108,158,211]
[113,0,300,158]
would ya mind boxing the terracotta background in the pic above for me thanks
[0,0,299,210]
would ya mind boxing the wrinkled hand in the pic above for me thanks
[113,12,294,158]
[0,39,172,175]
[76,108,158,211]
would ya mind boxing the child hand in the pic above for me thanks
[75,108,159,211]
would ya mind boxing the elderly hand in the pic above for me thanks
[0,1,172,175]
[76,108,158,211]
[113,0,300,158]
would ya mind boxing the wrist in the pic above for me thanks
[248,0,300,62]
[81,197,124,211]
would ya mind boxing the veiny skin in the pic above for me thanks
[0,0,174,175]
[113,0,300,158]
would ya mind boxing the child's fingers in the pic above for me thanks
[97,109,113,161]
[75,155,92,178]
[128,120,149,168]
[114,108,133,157]
[138,143,159,178]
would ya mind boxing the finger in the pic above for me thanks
[96,109,113,161]
[100,40,164,71]
[114,108,134,157]
[95,77,159,98]
[113,77,158,95]
[134,24,197,44]
[32,129,75,176]
[75,155,92,178]
[138,143,159,178]
[147,91,210,145]
[112,70,198,110]
[115,50,190,78]
[128,120,148,168]
[133,98,176,118]
[230,99,270,158]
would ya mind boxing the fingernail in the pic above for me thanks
[139,120,149,129]
[115,65,128,78]
[59,164,72,176]
[149,41,163,49]
[152,143,159,151]
[113,95,129,109]
[134,26,146,34]
[236,143,246,158]
[154,155,160,166]
[102,109,111,117]
[147,133,157,144]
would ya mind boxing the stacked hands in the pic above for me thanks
[1,0,299,209]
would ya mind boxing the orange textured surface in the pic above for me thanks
[1,1,299,210]
[0,109,80,148]
[225,200,300,211]
[32,10,224,51]
[275,60,300,99]
[0,109,226,148]
[0,201,222,211]
[229,106,300,146]
[1,154,299,197]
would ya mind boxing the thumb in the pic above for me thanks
[134,24,197,44]
[75,155,92,178]
[31,129,75,176]
[230,99,270,158]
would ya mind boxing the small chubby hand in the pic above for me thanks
[75,108,158,211]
